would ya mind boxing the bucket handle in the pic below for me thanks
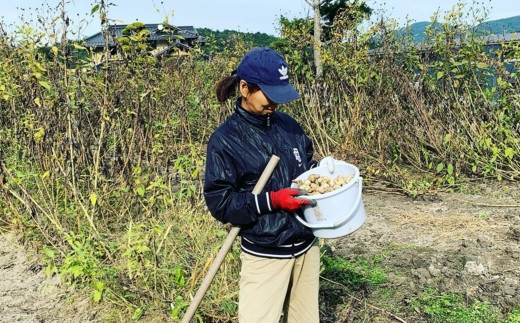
[295,177,363,229]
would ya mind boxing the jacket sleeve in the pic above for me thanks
[203,143,274,225]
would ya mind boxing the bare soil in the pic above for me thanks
[1,181,519,322]
[0,233,106,323]
[321,181,520,322]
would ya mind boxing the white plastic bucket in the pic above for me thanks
[291,161,366,239]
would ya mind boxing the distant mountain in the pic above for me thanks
[399,15,520,43]
[194,15,520,51]
[478,15,520,34]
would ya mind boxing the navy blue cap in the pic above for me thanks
[236,47,301,104]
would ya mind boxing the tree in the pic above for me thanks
[304,0,372,78]
[320,0,372,40]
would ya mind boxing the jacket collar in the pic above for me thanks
[235,97,272,129]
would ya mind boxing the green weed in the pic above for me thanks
[320,252,388,288]
[408,287,507,323]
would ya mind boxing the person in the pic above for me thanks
[203,47,335,323]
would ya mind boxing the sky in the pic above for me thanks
[1,0,519,38]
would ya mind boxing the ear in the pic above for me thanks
[239,80,249,97]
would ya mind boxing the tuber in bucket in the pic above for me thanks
[291,161,366,239]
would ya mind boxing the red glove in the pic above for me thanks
[270,188,315,212]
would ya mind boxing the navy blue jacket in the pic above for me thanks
[203,99,317,258]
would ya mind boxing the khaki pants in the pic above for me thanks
[238,244,320,323]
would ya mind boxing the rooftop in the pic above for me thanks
[85,23,206,47]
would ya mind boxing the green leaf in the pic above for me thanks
[135,245,150,253]
[91,4,100,14]
[41,247,55,258]
[132,308,144,320]
[69,265,84,278]
[436,71,444,79]
[93,281,104,291]
[45,264,56,277]
[436,163,444,173]
[443,133,451,144]
[34,62,47,72]
[39,81,51,90]
[92,290,102,302]
[476,62,488,69]
[90,192,98,206]
[452,61,462,66]
[136,186,145,196]
[33,127,45,141]
[447,164,454,176]
[72,43,86,50]
[216,229,227,238]
[505,147,515,159]
[173,267,185,287]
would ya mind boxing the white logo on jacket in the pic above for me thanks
[293,148,302,166]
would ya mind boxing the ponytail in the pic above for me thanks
[214,74,240,103]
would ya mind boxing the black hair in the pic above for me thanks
[214,75,260,103]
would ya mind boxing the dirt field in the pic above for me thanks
[1,181,519,322]
[0,233,106,323]
[322,181,520,322]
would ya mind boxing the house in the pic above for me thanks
[84,23,206,66]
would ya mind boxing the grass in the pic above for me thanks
[320,252,388,288]
[408,287,511,323]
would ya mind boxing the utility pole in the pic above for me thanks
[306,0,323,79]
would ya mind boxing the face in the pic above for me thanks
[239,80,278,115]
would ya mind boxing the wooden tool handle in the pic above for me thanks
[181,155,280,323]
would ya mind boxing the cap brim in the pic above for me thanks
[258,83,301,104]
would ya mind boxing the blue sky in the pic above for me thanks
[1,0,519,38]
